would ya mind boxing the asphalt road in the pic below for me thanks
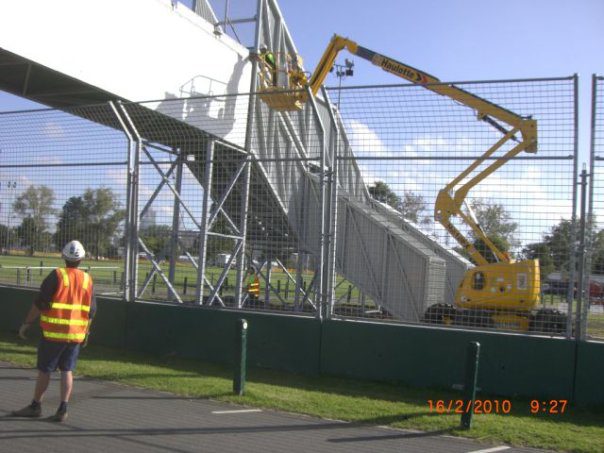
[0,362,551,453]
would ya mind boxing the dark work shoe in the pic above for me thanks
[12,404,42,418]
[48,409,68,423]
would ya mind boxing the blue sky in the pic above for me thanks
[263,0,603,165]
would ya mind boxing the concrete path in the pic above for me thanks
[0,362,550,453]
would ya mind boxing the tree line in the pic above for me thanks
[2,185,125,259]
[1,185,234,260]
[5,182,601,276]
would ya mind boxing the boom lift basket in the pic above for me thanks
[258,87,306,111]
[256,52,308,111]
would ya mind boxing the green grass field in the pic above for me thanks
[0,331,602,453]
[0,253,373,311]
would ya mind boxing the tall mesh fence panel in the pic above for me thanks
[327,77,577,335]
[0,77,583,335]
[0,105,128,295]
[588,75,604,341]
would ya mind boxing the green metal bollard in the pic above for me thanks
[233,318,248,396]
[461,341,480,429]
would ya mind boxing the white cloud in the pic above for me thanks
[344,119,393,157]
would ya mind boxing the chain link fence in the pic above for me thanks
[328,77,579,336]
[0,105,128,295]
[2,75,599,340]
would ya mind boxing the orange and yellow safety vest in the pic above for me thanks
[39,268,93,343]
[248,275,260,297]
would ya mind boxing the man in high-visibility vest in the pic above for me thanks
[247,266,260,301]
[258,45,277,86]
[12,240,95,422]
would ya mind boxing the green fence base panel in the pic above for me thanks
[574,340,604,407]
[123,301,322,375]
[1,286,602,406]
[0,286,38,332]
[320,319,576,401]
[92,297,128,349]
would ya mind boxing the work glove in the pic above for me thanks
[18,322,31,340]
[81,334,89,349]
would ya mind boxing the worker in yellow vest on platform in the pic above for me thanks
[247,267,260,301]
[12,240,95,423]
[259,45,278,86]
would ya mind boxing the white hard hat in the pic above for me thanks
[62,240,86,262]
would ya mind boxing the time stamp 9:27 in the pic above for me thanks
[427,399,568,415]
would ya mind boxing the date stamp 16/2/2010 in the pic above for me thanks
[427,399,568,415]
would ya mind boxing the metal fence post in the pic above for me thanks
[306,86,327,320]
[461,341,480,429]
[196,139,215,305]
[110,101,139,302]
[264,255,272,307]
[233,318,248,396]
[168,149,184,300]
[566,74,580,338]
[575,168,589,341]
[321,86,341,319]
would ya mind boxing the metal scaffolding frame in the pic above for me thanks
[109,97,256,307]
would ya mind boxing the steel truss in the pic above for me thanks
[112,101,253,307]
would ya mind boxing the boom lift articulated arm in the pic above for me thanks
[259,34,537,266]
[434,126,531,266]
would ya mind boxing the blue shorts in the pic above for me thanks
[37,339,81,372]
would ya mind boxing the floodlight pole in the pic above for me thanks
[334,59,354,108]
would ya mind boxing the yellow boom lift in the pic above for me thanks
[255,35,567,333]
